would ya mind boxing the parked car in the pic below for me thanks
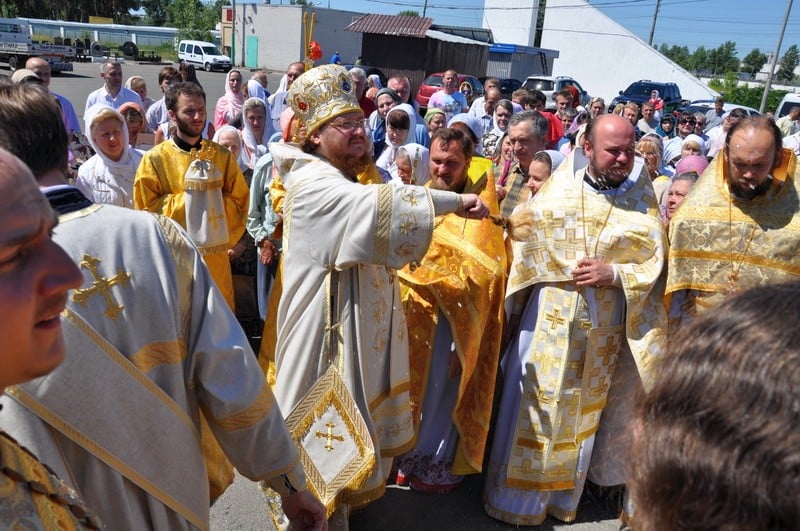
[415,72,484,110]
[479,77,522,99]
[609,80,685,114]
[177,40,231,72]
[776,93,800,118]
[521,75,590,110]
[675,99,761,118]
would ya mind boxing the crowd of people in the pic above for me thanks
[0,57,798,531]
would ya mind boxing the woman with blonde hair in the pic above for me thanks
[125,75,155,112]
[76,104,143,208]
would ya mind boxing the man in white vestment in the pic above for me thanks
[483,114,667,526]
[0,82,326,531]
[271,64,490,526]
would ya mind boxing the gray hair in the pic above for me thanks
[349,67,366,81]
[509,110,549,139]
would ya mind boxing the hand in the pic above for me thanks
[456,194,489,219]
[281,490,327,531]
[228,241,245,261]
[259,240,277,265]
[572,257,614,287]
[495,185,507,201]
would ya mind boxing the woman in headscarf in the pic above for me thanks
[213,125,248,175]
[656,114,675,139]
[376,103,417,176]
[394,144,430,186]
[214,69,244,129]
[424,108,447,138]
[118,101,149,149]
[370,87,402,160]
[125,76,155,112]
[365,73,383,101]
[482,99,513,159]
[240,97,273,171]
[75,104,143,208]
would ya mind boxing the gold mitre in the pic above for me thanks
[288,64,363,135]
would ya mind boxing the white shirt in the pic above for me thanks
[85,86,142,115]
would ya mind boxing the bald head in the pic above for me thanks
[585,114,636,185]
[25,57,51,87]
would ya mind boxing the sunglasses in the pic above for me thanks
[680,119,697,125]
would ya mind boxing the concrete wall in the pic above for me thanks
[483,0,542,48]
[234,5,362,71]
[538,0,717,103]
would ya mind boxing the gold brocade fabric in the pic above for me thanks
[666,149,800,304]
[134,140,250,310]
[0,431,101,530]
[399,157,507,475]
[504,157,667,489]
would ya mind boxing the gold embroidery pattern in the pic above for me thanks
[129,340,188,374]
[213,384,275,432]
[182,179,223,192]
[374,184,394,264]
[72,253,132,320]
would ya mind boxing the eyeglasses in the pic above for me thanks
[328,118,368,133]
[680,119,697,125]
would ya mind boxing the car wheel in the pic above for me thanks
[204,62,212,72]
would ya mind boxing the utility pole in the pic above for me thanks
[231,0,236,66]
[423,0,428,17]
[648,0,661,46]
[760,0,793,114]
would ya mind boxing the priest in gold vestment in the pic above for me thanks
[396,130,507,491]
[483,115,667,525]
[134,82,249,310]
[667,116,800,326]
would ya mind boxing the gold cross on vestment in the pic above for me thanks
[315,421,345,452]
[72,253,132,320]
[544,309,567,331]
[207,208,225,231]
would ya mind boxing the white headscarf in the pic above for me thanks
[84,104,136,173]
[376,103,417,172]
[394,143,430,186]
[239,98,273,169]
[212,125,248,172]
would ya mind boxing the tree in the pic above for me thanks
[709,72,788,111]
[658,43,691,70]
[142,0,168,27]
[167,0,228,41]
[741,48,768,76]
[777,44,799,83]
[690,46,709,74]
[398,10,419,16]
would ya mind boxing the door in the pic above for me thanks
[245,36,258,69]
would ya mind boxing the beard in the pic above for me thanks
[729,177,771,200]
[327,150,373,180]
[588,161,632,188]
[175,115,205,140]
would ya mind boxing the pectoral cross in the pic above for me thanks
[72,254,132,320]
[315,422,344,452]
[207,208,225,231]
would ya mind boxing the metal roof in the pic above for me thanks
[345,14,433,38]
[426,29,490,46]
[430,24,493,44]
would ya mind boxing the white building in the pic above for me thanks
[482,0,542,48]
[484,0,717,103]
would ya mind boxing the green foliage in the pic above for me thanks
[659,40,739,76]
[289,0,313,5]
[708,72,788,112]
[398,10,420,16]
[6,0,139,22]
[741,48,768,76]
[777,44,799,83]
[167,0,227,41]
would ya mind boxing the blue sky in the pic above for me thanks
[291,0,799,58]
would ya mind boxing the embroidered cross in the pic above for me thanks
[315,422,344,452]
[72,253,132,320]
[207,208,225,231]
[544,309,566,331]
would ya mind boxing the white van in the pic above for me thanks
[775,93,800,119]
[178,40,231,73]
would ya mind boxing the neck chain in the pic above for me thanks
[581,171,620,259]
[726,194,757,294]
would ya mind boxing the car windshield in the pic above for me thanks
[779,102,800,118]
[201,45,222,55]
[523,78,554,91]
[624,83,661,98]
[424,75,444,88]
